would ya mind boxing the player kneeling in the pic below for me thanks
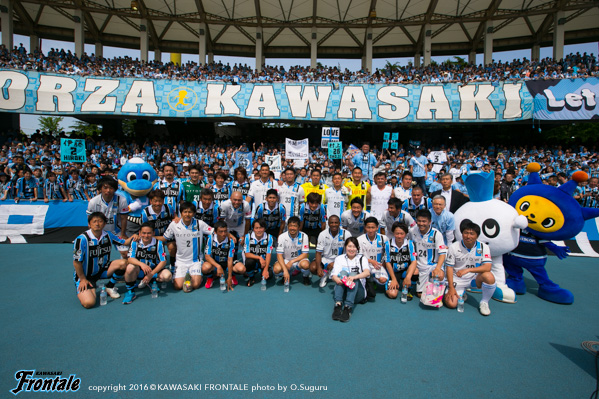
[444,221,496,316]
[73,212,138,309]
[203,221,240,290]
[274,216,311,285]
[122,222,172,304]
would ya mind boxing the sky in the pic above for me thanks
[4,32,597,135]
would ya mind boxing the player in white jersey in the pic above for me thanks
[162,201,214,291]
[368,171,393,219]
[340,198,372,237]
[247,163,275,216]
[324,172,350,220]
[87,178,130,257]
[311,215,351,287]
[273,216,310,285]
[393,171,413,201]
[278,167,304,220]
[218,191,252,239]
[380,197,415,239]
[87,178,129,237]
[357,217,389,288]
[404,209,447,296]
[444,221,496,316]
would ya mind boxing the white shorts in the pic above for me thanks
[417,265,446,292]
[453,275,476,293]
[173,261,202,279]
[370,266,389,285]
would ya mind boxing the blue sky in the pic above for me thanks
[4,33,597,134]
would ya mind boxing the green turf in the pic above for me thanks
[1,244,598,399]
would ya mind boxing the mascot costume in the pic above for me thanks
[454,171,528,303]
[504,162,599,304]
[117,158,158,236]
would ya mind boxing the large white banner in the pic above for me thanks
[285,138,309,160]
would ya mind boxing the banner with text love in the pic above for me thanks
[0,69,534,123]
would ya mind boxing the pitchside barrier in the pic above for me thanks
[1,202,598,257]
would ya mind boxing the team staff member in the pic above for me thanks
[123,222,171,304]
[73,212,137,308]
[344,167,370,209]
[330,237,371,323]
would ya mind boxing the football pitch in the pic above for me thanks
[1,243,598,399]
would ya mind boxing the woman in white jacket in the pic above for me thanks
[330,237,371,323]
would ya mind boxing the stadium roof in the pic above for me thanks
[11,0,599,59]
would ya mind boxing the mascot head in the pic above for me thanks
[454,171,528,256]
[509,162,599,240]
[117,158,158,197]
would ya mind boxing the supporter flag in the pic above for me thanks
[265,155,282,172]
[234,151,253,172]
[285,138,309,160]
[347,144,360,159]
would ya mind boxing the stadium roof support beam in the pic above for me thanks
[140,18,149,62]
[484,21,493,65]
[194,0,213,54]
[553,10,565,61]
[471,0,502,56]
[363,27,373,72]
[137,0,159,53]
[74,9,84,58]
[415,0,438,60]
[310,27,317,68]
[423,23,432,66]
[255,27,263,72]
[199,22,207,64]
[2,0,14,50]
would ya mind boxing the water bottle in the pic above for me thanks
[100,286,107,306]
[151,282,158,299]
[220,276,226,292]
[401,286,408,303]
[284,280,290,293]
[457,293,465,313]
[183,272,192,293]
[261,277,267,291]
[432,275,440,296]
[160,280,167,290]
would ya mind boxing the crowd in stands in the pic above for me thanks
[1,43,597,83]
[1,134,597,207]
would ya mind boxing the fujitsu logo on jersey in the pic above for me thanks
[89,245,111,257]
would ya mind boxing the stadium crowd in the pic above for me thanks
[1,44,597,83]
[2,133,598,321]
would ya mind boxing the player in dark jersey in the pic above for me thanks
[73,212,138,308]
[123,222,170,304]
[385,222,417,300]
[240,218,274,286]
[299,192,327,246]
[254,189,286,240]
[203,221,240,289]
[193,188,219,227]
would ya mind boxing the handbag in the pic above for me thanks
[419,281,446,308]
